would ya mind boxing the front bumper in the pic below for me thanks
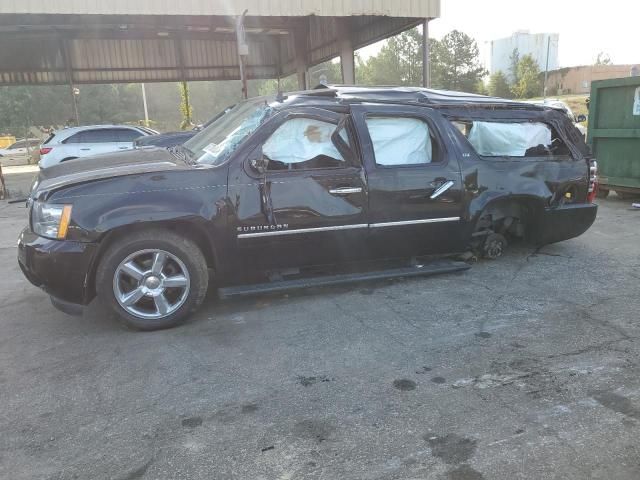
[534,203,598,245]
[17,227,98,307]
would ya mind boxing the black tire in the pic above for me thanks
[596,188,609,199]
[96,229,209,330]
[482,233,507,260]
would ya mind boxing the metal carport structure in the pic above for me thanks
[0,1,440,91]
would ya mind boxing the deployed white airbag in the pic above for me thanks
[262,118,344,164]
[366,117,432,165]
[467,121,552,157]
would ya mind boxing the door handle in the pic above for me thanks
[80,148,91,151]
[430,180,455,199]
[329,187,363,195]
[119,147,129,150]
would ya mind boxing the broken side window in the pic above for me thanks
[468,121,551,157]
[451,121,472,138]
[263,117,347,171]
[366,117,435,166]
[452,120,571,158]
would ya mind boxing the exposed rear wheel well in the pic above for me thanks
[473,198,543,242]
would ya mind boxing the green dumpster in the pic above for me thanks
[587,76,640,199]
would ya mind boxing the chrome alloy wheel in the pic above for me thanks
[113,249,191,320]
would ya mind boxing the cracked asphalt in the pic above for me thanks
[1,196,639,479]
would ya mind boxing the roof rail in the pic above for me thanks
[300,88,338,97]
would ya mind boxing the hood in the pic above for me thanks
[135,131,196,148]
[33,148,189,197]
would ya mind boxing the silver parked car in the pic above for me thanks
[38,125,158,169]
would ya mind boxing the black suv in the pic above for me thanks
[18,87,598,330]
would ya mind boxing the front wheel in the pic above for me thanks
[96,230,209,330]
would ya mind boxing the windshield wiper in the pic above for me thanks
[180,144,197,164]
[169,144,196,165]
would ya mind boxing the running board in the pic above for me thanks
[217,260,470,299]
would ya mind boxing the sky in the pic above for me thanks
[359,0,639,69]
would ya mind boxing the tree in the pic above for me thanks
[143,82,182,129]
[509,48,520,84]
[75,84,141,125]
[475,80,489,96]
[511,55,542,99]
[178,81,193,130]
[189,81,244,124]
[256,76,297,96]
[309,59,343,87]
[0,86,33,136]
[488,71,513,98]
[430,30,487,92]
[358,28,424,86]
[595,52,612,65]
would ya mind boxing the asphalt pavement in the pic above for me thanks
[1,196,639,480]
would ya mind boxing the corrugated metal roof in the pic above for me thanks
[0,0,440,18]
[0,1,439,86]
[0,32,285,84]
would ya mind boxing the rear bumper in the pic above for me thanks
[534,203,598,245]
[17,227,97,306]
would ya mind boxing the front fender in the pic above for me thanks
[47,170,228,243]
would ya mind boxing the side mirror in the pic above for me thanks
[250,155,269,175]
[576,114,587,123]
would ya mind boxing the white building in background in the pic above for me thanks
[490,31,559,80]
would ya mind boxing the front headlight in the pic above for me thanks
[31,202,73,239]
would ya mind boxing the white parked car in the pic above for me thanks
[39,125,158,169]
[0,138,41,163]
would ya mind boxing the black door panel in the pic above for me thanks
[351,105,465,257]
[267,171,366,228]
[227,108,369,272]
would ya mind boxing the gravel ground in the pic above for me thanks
[0,196,639,480]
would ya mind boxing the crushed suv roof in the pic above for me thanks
[284,85,543,110]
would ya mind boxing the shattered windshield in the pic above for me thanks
[184,98,274,166]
